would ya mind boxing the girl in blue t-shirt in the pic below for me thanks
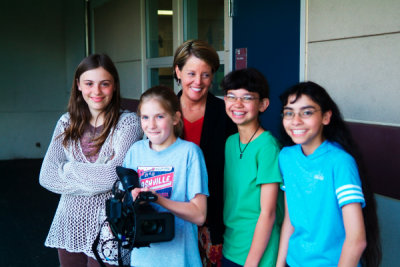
[276,82,381,267]
[123,85,208,267]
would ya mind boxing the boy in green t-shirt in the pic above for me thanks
[221,68,283,267]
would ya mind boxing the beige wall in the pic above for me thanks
[306,0,400,125]
[305,1,400,266]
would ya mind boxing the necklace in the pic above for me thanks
[238,125,260,159]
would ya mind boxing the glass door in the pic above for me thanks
[145,0,226,95]
[146,0,175,89]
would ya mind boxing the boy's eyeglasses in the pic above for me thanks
[225,94,259,103]
[281,109,321,120]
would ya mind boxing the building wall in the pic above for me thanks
[306,0,400,265]
[307,0,400,125]
[92,0,143,100]
[0,0,86,160]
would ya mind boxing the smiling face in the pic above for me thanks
[282,94,332,155]
[140,98,180,151]
[175,55,213,103]
[77,67,114,120]
[224,89,269,128]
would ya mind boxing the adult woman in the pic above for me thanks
[39,54,143,266]
[173,40,237,267]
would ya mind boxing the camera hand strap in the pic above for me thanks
[92,222,108,267]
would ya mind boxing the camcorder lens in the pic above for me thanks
[141,220,163,234]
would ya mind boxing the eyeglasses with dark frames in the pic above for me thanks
[281,108,321,120]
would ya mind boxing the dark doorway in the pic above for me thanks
[0,159,59,266]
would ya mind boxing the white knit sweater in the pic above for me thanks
[39,111,143,263]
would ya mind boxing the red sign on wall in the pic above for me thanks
[235,48,247,70]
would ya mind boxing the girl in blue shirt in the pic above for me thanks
[276,82,381,267]
[123,85,209,267]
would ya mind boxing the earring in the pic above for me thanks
[177,79,181,87]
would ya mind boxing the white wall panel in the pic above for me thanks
[307,33,400,125]
[117,61,143,99]
[307,2,400,266]
[94,0,141,61]
[309,0,400,42]
[93,0,142,100]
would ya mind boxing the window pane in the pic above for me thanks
[184,0,224,51]
[209,64,225,96]
[146,0,173,58]
[149,67,174,89]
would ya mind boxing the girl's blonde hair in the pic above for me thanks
[173,39,220,82]
[138,85,183,138]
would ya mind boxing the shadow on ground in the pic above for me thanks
[0,159,59,267]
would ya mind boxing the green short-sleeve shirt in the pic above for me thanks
[223,131,284,266]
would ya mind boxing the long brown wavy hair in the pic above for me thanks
[62,54,121,154]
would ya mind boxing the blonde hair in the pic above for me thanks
[173,39,220,82]
[138,85,183,138]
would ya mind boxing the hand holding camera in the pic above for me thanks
[130,187,158,203]
[92,166,174,267]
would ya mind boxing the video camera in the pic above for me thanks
[92,166,174,267]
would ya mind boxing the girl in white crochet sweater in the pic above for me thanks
[39,54,143,266]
